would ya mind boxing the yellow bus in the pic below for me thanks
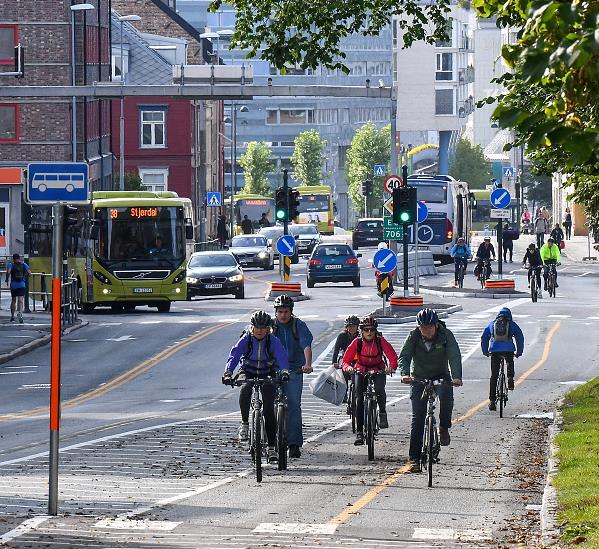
[295,185,334,234]
[232,193,275,233]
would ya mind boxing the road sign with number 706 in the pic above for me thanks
[383,217,404,240]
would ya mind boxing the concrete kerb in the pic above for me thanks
[265,291,309,302]
[541,401,564,547]
[0,320,88,366]
[372,304,463,324]
[418,287,525,299]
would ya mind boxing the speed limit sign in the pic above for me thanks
[383,175,403,194]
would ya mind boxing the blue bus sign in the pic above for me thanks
[27,162,89,205]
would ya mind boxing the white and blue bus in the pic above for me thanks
[406,174,473,264]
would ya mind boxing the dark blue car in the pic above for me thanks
[307,244,361,288]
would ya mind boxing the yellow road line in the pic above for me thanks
[328,321,561,526]
[0,322,230,422]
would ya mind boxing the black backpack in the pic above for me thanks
[356,334,387,366]
[492,316,511,342]
[11,262,25,283]
[272,316,300,342]
[240,331,274,362]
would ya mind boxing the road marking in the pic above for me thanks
[0,371,36,375]
[94,519,181,531]
[516,412,554,419]
[574,271,592,277]
[105,335,136,341]
[253,523,338,535]
[0,515,51,544]
[413,528,492,541]
[19,384,50,390]
[547,314,570,319]
[159,399,181,403]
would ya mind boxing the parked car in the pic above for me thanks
[290,223,321,255]
[186,251,244,300]
[228,235,274,270]
[307,243,361,288]
[352,218,384,249]
[258,226,299,264]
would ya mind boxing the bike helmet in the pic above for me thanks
[344,315,360,327]
[528,242,536,249]
[416,308,439,326]
[484,236,491,241]
[250,310,272,328]
[547,237,555,243]
[359,316,378,330]
[377,242,388,250]
[273,294,294,310]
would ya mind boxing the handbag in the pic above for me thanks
[559,241,565,250]
[309,366,347,406]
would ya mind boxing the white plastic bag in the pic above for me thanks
[309,366,347,406]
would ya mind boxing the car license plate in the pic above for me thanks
[133,287,153,293]
[204,283,223,289]
[325,265,342,269]
[367,237,377,241]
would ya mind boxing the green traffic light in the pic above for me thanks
[276,209,286,220]
[400,211,410,222]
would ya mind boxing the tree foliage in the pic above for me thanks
[291,130,327,186]
[115,171,144,191]
[347,123,390,214]
[449,138,490,189]
[238,141,274,196]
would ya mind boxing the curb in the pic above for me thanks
[0,320,89,366]
[418,287,526,299]
[541,402,564,547]
[373,304,463,324]
[264,294,310,302]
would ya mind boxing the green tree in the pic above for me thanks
[291,130,327,186]
[238,141,274,196]
[114,171,144,191]
[522,170,552,208]
[347,123,391,215]
[449,138,490,189]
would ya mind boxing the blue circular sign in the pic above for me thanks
[490,188,511,209]
[373,249,397,274]
[417,201,428,223]
[276,234,296,256]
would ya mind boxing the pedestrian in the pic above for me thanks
[217,214,228,248]
[502,222,514,263]
[241,215,253,234]
[272,294,313,459]
[4,253,31,324]
[541,206,551,230]
[550,223,564,249]
[534,213,547,248]
[563,207,572,240]
[258,212,271,229]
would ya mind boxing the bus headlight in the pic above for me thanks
[102,288,112,294]
[174,288,181,294]
[94,271,112,285]
[173,270,186,284]
[228,274,243,282]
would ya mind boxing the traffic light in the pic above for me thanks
[361,179,373,196]
[288,188,300,221]
[275,187,288,222]
[392,186,417,224]
[63,205,78,232]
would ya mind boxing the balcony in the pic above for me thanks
[458,96,475,118]
[458,65,475,84]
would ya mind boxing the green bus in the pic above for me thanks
[296,185,334,235]
[28,191,194,313]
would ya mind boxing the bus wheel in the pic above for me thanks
[157,302,171,313]
[111,304,124,313]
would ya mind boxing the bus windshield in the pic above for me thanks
[96,206,185,265]
[413,185,448,203]
[235,198,274,228]
[297,194,330,213]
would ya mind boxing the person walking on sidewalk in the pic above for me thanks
[534,213,548,248]
[4,253,31,323]
[563,207,572,240]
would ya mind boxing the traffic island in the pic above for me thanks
[418,283,526,299]
[370,301,462,324]
[265,282,309,302]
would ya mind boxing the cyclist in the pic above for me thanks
[550,223,564,249]
[5,253,31,324]
[480,308,524,411]
[272,294,313,459]
[332,315,361,403]
[540,238,561,289]
[474,237,496,280]
[399,308,463,473]
[223,311,289,464]
[522,242,542,292]
[341,316,397,445]
[449,237,472,287]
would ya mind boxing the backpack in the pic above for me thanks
[11,262,25,283]
[356,334,387,367]
[240,331,274,363]
[492,316,511,342]
[272,316,300,342]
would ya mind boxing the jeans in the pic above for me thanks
[454,257,468,282]
[536,232,545,248]
[239,377,276,447]
[490,353,515,402]
[353,372,387,432]
[503,241,513,262]
[284,370,304,447]
[408,382,454,461]
[527,266,542,289]
[564,223,572,239]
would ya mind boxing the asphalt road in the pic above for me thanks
[1,243,598,547]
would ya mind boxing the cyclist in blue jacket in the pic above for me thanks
[449,237,472,287]
[480,307,524,411]
[223,311,289,462]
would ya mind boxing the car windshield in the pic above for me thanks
[314,245,352,257]
[231,236,267,247]
[357,220,382,230]
[291,225,319,236]
[259,227,282,239]
[188,254,237,268]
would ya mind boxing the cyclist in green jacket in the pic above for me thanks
[399,309,463,473]
[539,238,561,289]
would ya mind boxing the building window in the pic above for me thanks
[140,109,166,148]
[0,105,18,142]
[436,53,453,81]
[435,21,453,47]
[435,89,454,115]
[0,25,17,64]
[139,168,168,192]
[111,48,129,81]
[267,109,314,125]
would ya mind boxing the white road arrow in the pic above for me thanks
[282,239,294,252]
[376,253,393,269]
[105,335,136,342]
[492,190,508,206]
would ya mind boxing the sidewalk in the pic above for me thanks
[559,235,599,263]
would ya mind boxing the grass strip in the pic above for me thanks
[554,375,599,546]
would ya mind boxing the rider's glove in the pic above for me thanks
[222,372,233,385]
[483,353,490,357]
[279,369,289,383]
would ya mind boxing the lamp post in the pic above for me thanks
[70,3,95,163]
[118,15,141,190]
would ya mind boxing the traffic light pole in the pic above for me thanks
[283,169,289,237]
[402,165,409,297]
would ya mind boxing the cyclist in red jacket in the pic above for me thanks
[341,316,398,445]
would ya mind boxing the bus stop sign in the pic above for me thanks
[27,162,90,204]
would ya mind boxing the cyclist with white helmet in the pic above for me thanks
[332,315,361,403]
[399,308,463,473]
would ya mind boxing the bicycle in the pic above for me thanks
[363,371,384,461]
[478,258,492,288]
[494,355,509,418]
[274,373,289,471]
[546,262,559,298]
[346,376,356,434]
[456,260,467,289]
[526,263,540,303]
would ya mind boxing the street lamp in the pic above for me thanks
[70,3,95,162]
[118,14,141,190]
[225,104,249,238]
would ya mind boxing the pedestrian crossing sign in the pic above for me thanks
[207,192,222,207]
[374,164,386,177]
[502,166,514,179]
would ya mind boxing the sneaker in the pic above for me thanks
[488,401,497,411]
[10,316,14,322]
[238,423,249,442]
[288,445,301,459]
[17,312,23,324]
[378,411,389,429]
[354,432,364,446]
[268,446,278,464]
[407,460,421,473]
[439,427,450,446]
[508,377,515,390]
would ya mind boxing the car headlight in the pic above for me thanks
[186,276,198,283]
[258,251,268,258]
[228,274,243,282]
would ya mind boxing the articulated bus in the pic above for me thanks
[406,174,473,264]
[28,191,194,313]
[296,185,334,234]
[227,194,275,234]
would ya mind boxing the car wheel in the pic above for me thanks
[307,278,315,288]
[157,302,171,313]
[235,287,245,299]
[353,276,361,287]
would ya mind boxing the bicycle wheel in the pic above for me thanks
[458,266,464,289]
[480,268,486,289]
[427,418,435,487]
[366,398,375,461]
[531,278,537,302]
[253,409,263,482]
[276,403,288,471]
[497,367,506,418]
[348,383,356,434]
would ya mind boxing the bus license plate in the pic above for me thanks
[133,287,153,293]
[204,283,223,289]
